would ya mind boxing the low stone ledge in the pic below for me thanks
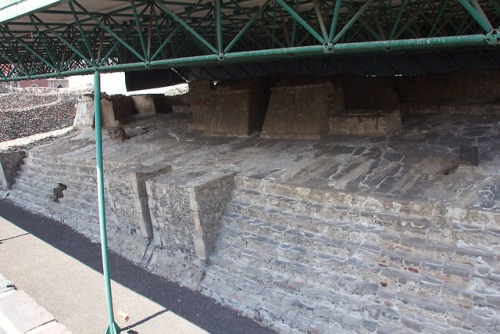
[0,151,26,190]
[329,109,402,137]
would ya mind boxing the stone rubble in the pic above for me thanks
[0,89,78,143]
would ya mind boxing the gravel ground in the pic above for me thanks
[0,90,78,142]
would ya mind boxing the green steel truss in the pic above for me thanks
[0,0,499,80]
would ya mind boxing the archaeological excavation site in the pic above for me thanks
[0,1,499,333]
[1,70,499,333]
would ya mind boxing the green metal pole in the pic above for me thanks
[94,71,121,334]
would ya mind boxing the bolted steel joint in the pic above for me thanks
[486,29,500,45]
[216,52,225,61]
[323,43,334,53]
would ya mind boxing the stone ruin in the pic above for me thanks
[1,69,499,333]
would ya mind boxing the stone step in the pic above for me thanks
[233,189,374,224]
[61,189,97,206]
[235,176,447,223]
[19,165,97,186]
[58,196,114,219]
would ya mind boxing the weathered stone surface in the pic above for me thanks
[3,97,499,334]
[329,109,401,136]
[146,168,236,260]
[188,80,213,130]
[205,80,269,137]
[132,94,173,114]
[73,95,94,129]
[105,164,171,260]
[0,151,26,189]
[132,95,157,114]
[261,78,344,139]
[74,94,138,129]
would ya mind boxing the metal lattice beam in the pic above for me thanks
[0,0,498,80]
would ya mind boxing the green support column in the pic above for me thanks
[94,71,121,334]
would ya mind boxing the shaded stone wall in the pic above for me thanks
[396,70,500,102]
[262,78,344,139]
[343,74,399,110]
[132,94,174,115]
[0,151,26,190]
[74,94,138,128]
[144,168,236,288]
[205,80,270,137]
[105,165,171,259]
[146,168,236,258]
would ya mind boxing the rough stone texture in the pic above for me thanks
[74,94,138,129]
[105,164,171,259]
[2,86,499,333]
[0,90,78,142]
[204,173,500,333]
[329,109,401,136]
[146,168,236,259]
[397,70,500,116]
[132,95,158,115]
[397,70,500,102]
[132,94,174,114]
[73,95,94,129]
[0,151,26,190]
[145,168,235,288]
[261,78,344,139]
[205,80,270,137]
[188,81,213,130]
[101,95,137,127]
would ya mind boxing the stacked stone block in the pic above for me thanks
[261,77,344,139]
[0,151,26,190]
[145,168,236,288]
[205,80,270,137]
[202,176,500,333]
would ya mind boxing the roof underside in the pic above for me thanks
[0,0,499,81]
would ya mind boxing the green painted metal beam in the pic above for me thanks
[0,0,64,23]
[94,70,121,334]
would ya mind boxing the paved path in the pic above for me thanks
[0,199,274,334]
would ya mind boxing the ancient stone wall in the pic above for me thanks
[105,165,171,260]
[329,109,402,136]
[396,70,500,102]
[205,80,270,136]
[144,168,236,288]
[102,95,137,127]
[188,80,213,129]
[132,94,174,115]
[74,94,138,129]
[261,77,344,139]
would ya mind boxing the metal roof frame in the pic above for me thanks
[0,0,498,81]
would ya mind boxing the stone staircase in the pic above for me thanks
[202,176,500,333]
[8,152,113,241]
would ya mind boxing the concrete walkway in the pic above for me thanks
[0,215,208,334]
